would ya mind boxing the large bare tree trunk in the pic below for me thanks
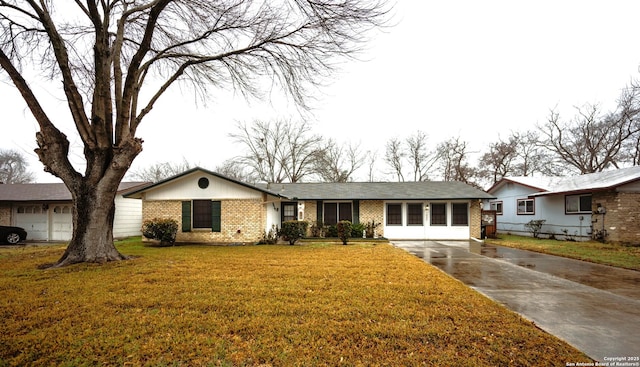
[57,180,127,267]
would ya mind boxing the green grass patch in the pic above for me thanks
[0,241,590,366]
[485,235,640,270]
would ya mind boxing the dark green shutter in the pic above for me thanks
[181,201,191,232]
[211,201,221,232]
[316,200,323,224]
[353,200,360,224]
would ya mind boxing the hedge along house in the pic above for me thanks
[0,182,147,241]
[485,165,640,243]
[125,167,495,243]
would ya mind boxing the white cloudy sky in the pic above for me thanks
[3,0,640,182]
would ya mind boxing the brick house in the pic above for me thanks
[125,167,495,243]
[485,166,640,244]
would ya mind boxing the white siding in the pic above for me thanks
[143,172,263,201]
[383,201,471,240]
[113,196,143,238]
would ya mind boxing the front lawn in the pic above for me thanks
[485,234,640,270]
[0,240,590,366]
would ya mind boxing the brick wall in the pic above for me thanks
[360,200,384,237]
[0,204,11,226]
[143,199,265,243]
[592,191,640,244]
[469,200,482,239]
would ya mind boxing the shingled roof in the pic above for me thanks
[0,182,149,202]
[259,181,495,200]
[487,166,640,196]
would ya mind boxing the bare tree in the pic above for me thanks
[0,1,389,266]
[364,149,378,182]
[230,119,323,183]
[477,135,518,186]
[127,159,192,182]
[0,149,35,184]
[384,137,405,182]
[436,136,476,184]
[215,158,257,183]
[540,84,640,174]
[313,139,364,182]
[406,130,438,181]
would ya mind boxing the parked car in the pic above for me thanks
[0,226,28,244]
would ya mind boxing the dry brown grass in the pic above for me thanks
[0,240,591,366]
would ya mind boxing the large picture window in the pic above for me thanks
[407,203,423,225]
[430,203,447,226]
[386,204,402,225]
[565,194,591,214]
[452,203,468,226]
[193,200,213,228]
[517,198,535,215]
[324,202,352,225]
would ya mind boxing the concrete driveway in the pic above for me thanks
[392,240,640,362]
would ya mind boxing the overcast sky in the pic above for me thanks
[3,1,640,183]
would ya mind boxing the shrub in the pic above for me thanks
[350,222,366,238]
[524,219,546,239]
[258,225,279,245]
[310,221,326,238]
[280,221,309,245]
[141,218,178,245]
[336,220,352,245]
[364,221,381,238]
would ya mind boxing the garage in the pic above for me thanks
[15,205,49,241]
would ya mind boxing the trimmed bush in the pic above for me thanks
[336,220,352,245]
[280,221,309,245]
[350,222,366,238]
[141,218,179,245]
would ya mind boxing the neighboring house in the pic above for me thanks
[485,166,640,243]
[0,182,148,241]
[124,167,495,243]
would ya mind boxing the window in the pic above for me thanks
[517,199,535,215]
[193,200,213,228]
[282,203,297,222]
[407,203,423,225]
[430,203,447,226]
[386,204,402,225]
[323,202,352,225]
[182,200,221,232]
[565,194,591,214]
[490,201,503,215]
[452,203,468,226]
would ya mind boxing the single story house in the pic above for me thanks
[485,166,640,243]
[0,182,147,241]
[124,167,495,243]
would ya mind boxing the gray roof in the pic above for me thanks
[489,166,640,196]
[0,182,149,202]
[259,181,495,200]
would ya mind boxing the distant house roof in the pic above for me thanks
[260,181,495,201]
[487,166,640,196]
[0,182,149,202]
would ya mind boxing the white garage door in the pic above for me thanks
[51,205,73,241]
[15,205,48,241]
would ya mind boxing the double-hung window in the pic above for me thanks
[407,203,423,225]
[430,203,447,226]
[386,204,402,225]
[182,200,221,232]
[452,203,469,226]
[565,194,591,214]
[517,198,535,215]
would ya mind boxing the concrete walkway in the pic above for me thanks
[392,240,640,362]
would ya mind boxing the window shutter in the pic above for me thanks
[211,201,221,232]
[353,200,360,224]
[181,201,191,232]
[316,200,323,224]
